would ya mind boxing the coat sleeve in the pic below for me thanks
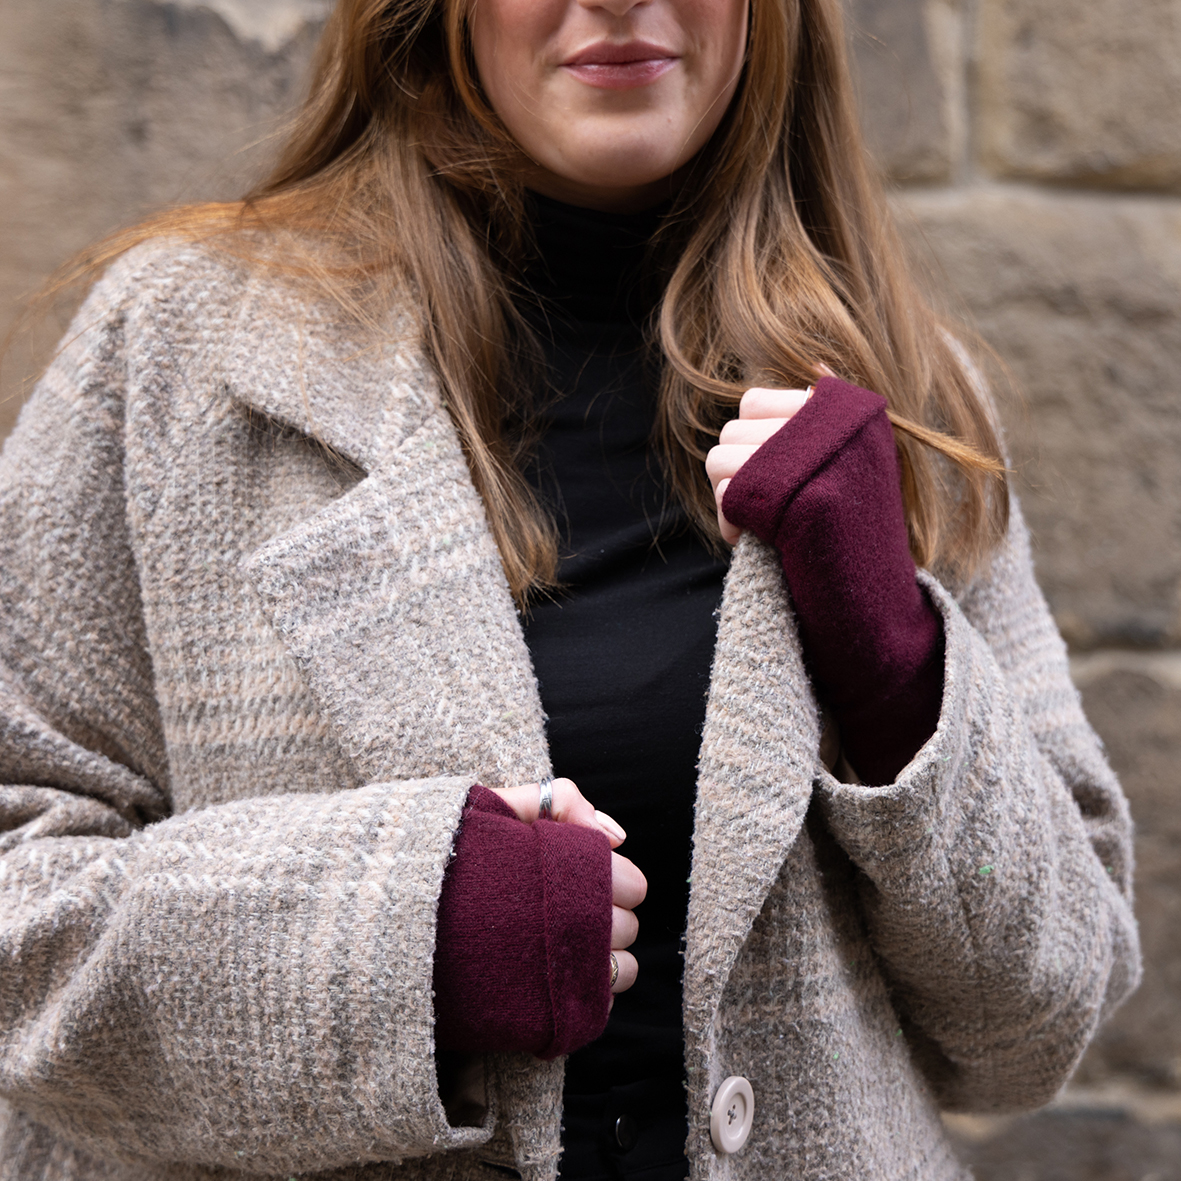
[0,265,492,1174]
[814,494,1141,1113]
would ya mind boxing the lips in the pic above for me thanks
[561,40,679,90]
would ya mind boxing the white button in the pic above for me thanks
[709,1075,755,1154]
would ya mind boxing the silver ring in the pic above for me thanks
[537,776,554,822]
[610,953,619,989]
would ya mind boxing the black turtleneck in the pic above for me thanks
[517,194,728,1181]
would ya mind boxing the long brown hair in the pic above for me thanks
[42,0,1008,604]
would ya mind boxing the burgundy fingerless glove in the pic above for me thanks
[721,376,945,783]
[432,785,613,1059]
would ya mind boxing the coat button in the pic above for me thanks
[709,1076,755,1155]
[614,1114,638,1151]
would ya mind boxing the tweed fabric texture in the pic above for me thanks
[0,241,1140,1181]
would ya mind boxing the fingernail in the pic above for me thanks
[595,810,627,842]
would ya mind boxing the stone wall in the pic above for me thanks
[0,0,329,433]
[2,2,1179,1177]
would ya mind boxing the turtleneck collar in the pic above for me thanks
[520,191,667,328]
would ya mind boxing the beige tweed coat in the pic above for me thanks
[0,241,1140,1181]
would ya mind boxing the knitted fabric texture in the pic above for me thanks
[0,240,1140,1181]
[434,785,612,1058]
[722,376,944,782]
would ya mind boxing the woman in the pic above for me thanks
[0,0,1140,1178]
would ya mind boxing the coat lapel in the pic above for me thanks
[684,534,820,1036]
[221,266,437,470]
[225,273,551,789]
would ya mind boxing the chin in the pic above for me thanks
[558,149,685,192]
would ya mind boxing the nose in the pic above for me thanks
[576,0,649,16]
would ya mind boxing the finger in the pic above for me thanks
[715,479,743,546]
[814,363,837,379]
[612,851,647,910]
[489,782,564,824]
[704,443,759,490]
[739,387,811,420]
[611,949,639,993]
[545,779,595,826]
[718,417,789,446]
[611,904,639,950]
[487,785,535,823]
[489,780,627,847]
[594,810,627,844]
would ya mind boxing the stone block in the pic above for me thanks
[896,186,1181,646]
[1071,651,1181,1088]
[0,0,326,440]
[171,1,331,53]
[977,0,1181,190]
[844,0,960,183]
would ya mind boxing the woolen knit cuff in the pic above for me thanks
[432,785,612,1060]
[534,815,614,1059]
[721,376,945,783]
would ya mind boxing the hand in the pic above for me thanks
[491,778,647,995]
[705,387,813,545]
